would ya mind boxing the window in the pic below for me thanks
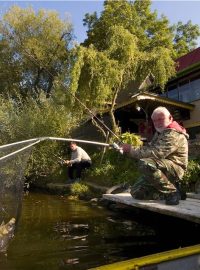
[190,76,200,101]
[160,91,167,97]
[159,73,200,103]
[178,80,192,102]
[167,85,179,100]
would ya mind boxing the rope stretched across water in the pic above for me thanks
[0,137,111,160]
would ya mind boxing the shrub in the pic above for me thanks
[88,132,142,186]
[182,159,200,190]
[70,182,90,198]
[119,132,143,147]
[0,96,79,180]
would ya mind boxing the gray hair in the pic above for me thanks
[151,106,171,119]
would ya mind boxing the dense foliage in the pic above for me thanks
[182,159,200,191]
[172,20,200,58]
[70,0,199,137]
[88,133,142,186]
[0,6,77,180]
[0,96,78,179]
[0,6,73,98]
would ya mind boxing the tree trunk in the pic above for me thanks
[108,86,120,139]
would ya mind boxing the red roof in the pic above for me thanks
[176,47,200,72]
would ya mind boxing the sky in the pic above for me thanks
[1,1,200,45]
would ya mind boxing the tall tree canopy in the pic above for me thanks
[0,6,73,98]
[70,0,176,135]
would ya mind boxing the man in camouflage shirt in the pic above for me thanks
[122,106,189,205]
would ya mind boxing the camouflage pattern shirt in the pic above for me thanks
[129,128,189,172]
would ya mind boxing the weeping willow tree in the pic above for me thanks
[70,0,177,138]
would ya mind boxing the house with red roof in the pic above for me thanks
[176,47,200,73]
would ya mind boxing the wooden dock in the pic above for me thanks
[103,192,200,224]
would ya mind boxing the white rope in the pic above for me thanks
[0,137,47,149]
[0,140,41,161]
[47,137,110,147]
[0,137,111,161]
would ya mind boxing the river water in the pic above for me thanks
[0,192,199,270]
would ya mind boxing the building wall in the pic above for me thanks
[183,100,200,128]
[163,68,200,137]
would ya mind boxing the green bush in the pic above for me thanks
[119,132,143,147]
[70,182,89,196]
[0,96,79,180]
[182,159,200,190]
[88,132,142,186]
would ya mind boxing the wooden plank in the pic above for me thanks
[103,193,200,224]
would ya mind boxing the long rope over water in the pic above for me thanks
[0,137,111,160]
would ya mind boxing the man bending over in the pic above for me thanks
[65,142,92,183]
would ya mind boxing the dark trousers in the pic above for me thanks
[68,161,91,180]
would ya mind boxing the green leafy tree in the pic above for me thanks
[0,6,73,98]
[0,6,80,181]
[71,0,176,138]
[172,20,200,58]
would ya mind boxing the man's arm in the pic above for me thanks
[122,130,181,160]
[69,148,82,164]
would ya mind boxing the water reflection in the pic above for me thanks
[0,192,199,270]
[53,222,89,239]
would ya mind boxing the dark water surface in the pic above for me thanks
[0,192,199,270]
